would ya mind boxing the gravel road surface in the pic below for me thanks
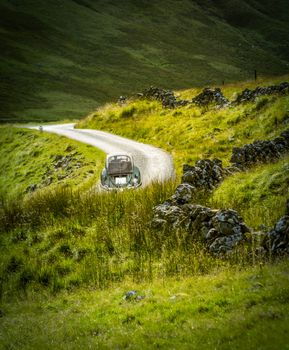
[31,124,175,186]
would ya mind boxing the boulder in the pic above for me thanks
[141,86,190,108]
[192,87,229,107]
[152,202,191,230]
[209,232,243,254]
[171,183,196,204]
[118,96,127,105]
[181,158,229,194]
[263,216,289,255]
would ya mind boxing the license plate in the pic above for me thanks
[115,177,127,185]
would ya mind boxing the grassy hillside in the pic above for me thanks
[1,78,289,347]
[78,75,289,227]
[1,0,289,121]
[78,75,289,171]
[0,127,105,198]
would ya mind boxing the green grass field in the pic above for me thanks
[1,75,289,348]
[1,261,289,349]
[1,0,289,121]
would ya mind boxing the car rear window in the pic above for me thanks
[107,156,133,175]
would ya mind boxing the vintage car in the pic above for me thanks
[100,153,141,190]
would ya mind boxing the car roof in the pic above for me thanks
[106,153,132,159]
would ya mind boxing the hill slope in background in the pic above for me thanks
[78,75,289,227]
[1,0,289,121]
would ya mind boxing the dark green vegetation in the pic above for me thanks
[1,0,289,121]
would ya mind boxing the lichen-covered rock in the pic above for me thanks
[152,202,191,230]
[181,158,229,194]
[263,216,289,255]
[209,232,243,254]
[230,129,289,168]
[171,183,196,204]
[192,87,229,107]
[211,209,245,236]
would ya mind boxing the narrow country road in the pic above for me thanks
[30,124,175,186]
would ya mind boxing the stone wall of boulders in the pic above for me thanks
[191,88,229,107]
[152,193,289,257]
[230,129,289,168]
[180,159,238,200]
[118,81,288,110]
[232,82,289,105]
[139,87,190,108]
[151,157,250,255]
[152,201,251,255]
[169,158,240,207]
[151,151,289,257]
[137,86,229,109]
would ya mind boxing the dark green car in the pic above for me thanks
[100,153,141,190]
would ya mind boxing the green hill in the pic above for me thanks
[1,0,289,121]
[1,76,289,348]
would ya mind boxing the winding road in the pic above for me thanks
[31,124,175,186]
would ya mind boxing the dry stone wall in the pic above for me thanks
[152,201,250,255]
[191,87,229,107]
[233,82,289,105]
[119,82,288,110]
[230,129,289,168]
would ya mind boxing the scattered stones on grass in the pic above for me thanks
[122,290,145,302]
[233,82,289,105]
[230,129,289,168]
[118,96,127,105]
[192,87,229,107]
[53,155,75,170]
[25,152,85,193]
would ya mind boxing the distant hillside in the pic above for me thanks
[1,0,289,121]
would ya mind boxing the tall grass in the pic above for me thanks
[210,156,289,229]
[0,178,273,299]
